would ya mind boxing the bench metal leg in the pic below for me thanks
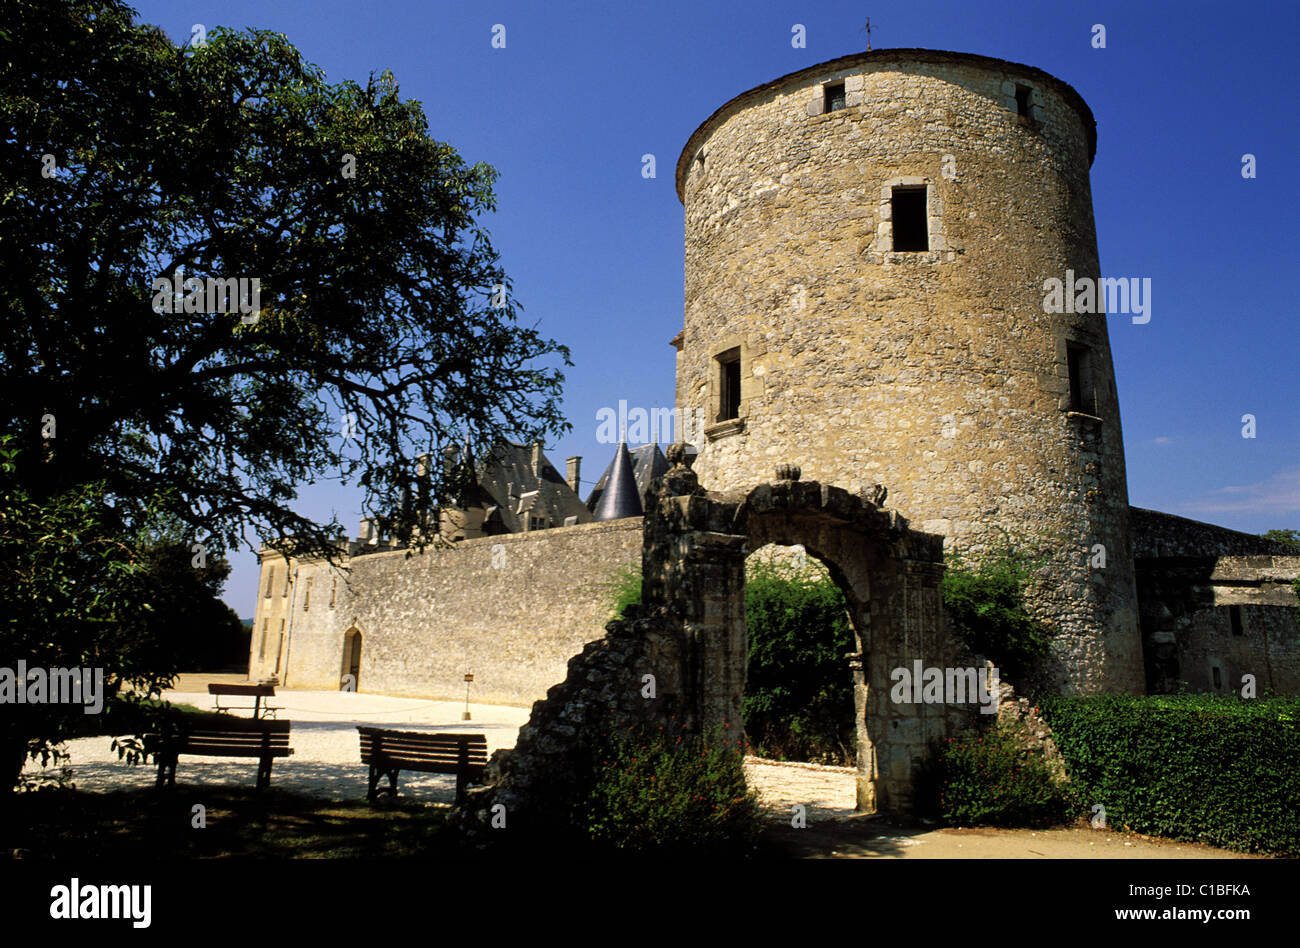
[367,764,399,802]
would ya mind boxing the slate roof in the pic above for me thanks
[459,441,592,533]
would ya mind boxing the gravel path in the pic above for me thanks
[24,687,532,804]
[25,683,857,811]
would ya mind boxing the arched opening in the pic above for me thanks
[743,543,859,768]
[741,504,899,812]
[342,627,362,691]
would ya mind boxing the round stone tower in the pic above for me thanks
[674,49,1143,694]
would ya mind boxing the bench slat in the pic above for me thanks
[209,684,276,697]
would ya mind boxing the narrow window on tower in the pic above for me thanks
[1015,84,1033,122]
[265,567,274,598]
[891,186,928,252]
[717,348,742,421]
[824,82,846,113]
[1229,605,1244,636]
[1066,343,1096,414]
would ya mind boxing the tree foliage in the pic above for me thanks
[940,542,1055,684]
[1,1,571,789]
[743,556,857,765]
[1,0,571,564]
[0,436,164,791]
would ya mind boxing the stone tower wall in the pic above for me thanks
[675,50,1142,693]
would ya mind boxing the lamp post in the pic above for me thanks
[462,673,473,721]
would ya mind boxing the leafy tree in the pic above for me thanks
[0,437,162,792]
[1262,529,1300,549]
[1,1,569,788]
[129,525,250,673]
[1,0,570,565]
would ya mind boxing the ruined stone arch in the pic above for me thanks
[457,448,983,831]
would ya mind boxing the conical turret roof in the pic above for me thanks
[591,442,643,520]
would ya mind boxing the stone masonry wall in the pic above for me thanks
[1130,506,1300,558]
[674,50,1142,696]
[1136,555,1300,696]
[250,518,643,705]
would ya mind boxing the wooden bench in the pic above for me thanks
[357,727,487,803]
[208,683,280,719]
[155,718,294,790]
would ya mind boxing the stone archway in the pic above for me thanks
[456,446,976,831]
[642,460,958,814]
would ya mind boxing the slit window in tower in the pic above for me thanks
[1015,84,1033,120]
[1230,605,1244,636]
[1067,343,1096,414]
[824,82,846,112]
[718,348,742,421]
[891,186,928,252]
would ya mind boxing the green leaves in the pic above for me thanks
[1038,694,1300,854]
[576,724,761,854]
[941,543,1054,683]
[915,724,1075,828]
[1,1,571,565]
[742,557,857,764]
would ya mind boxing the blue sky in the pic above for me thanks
[123,0,1300,617]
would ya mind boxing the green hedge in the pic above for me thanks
[1037,694,1300,854]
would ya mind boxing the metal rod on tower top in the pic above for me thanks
[865,18,872,51]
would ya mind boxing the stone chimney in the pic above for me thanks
[566,456,582,494]
[531,441,544,478]
[358,518,377,545]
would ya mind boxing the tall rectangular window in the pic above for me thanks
[303,578,313,611]
[891,186,928,252]
[824,82,846,112]
[265,567,274,598]
[717,348,742,421]
[1229,605,1244,636]
[330,577,337,609]
[1015,84,1033,119]
[259,619,268,660]
[1067,343,1095,414]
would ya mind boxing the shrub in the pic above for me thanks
[1037,693,1300,854]
[743,556,857,765]
[575,721,762,854]
[914,722,1075,827]
[941,542,1054,682]
[604,564,642,622]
